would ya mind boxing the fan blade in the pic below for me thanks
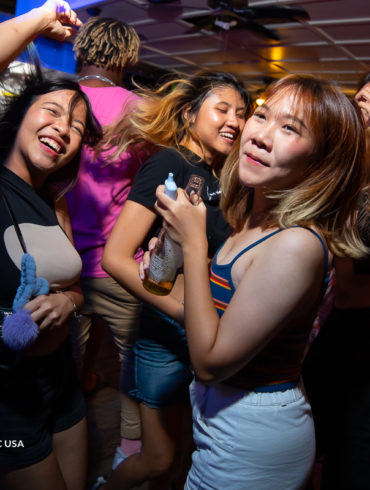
[184,14,217,31]
[208,0,248,9]
[149,0,180,4]
[185,9,241,21]
[184,13,280,40]
[242,6,310,22]
[238,19,280,41]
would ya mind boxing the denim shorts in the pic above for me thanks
[125,305,193,409]
[0,339,85,469]
[186,379,315,490]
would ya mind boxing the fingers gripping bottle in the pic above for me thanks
[143,173,183,296]
[143,173,205,296]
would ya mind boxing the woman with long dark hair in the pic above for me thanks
[0,2,102,489]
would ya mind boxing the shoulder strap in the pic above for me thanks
[303,228,329,277]
[216,225,329,275]
[0,188,28,254]
[229,228,286,267]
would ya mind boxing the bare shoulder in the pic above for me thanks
[54,196,73,239]
[54,196,69,225]
[263,227,327,269]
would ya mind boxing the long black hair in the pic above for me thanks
[0,61,102,199]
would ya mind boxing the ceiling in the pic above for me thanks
[2,0,370,98]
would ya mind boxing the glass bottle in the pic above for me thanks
[143,173,205,296]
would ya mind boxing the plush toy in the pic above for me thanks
[2,253,49,351]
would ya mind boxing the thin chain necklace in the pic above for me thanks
[78,75,116,87]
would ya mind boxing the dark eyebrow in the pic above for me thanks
[45,101,86,129]
[216,101,246,111]
[259,103,308,130]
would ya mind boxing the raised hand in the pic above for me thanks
[37,0,82,41]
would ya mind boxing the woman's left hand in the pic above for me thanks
[154,185,208,253]
[23,292,75,332]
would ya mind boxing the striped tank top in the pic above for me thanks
[210,227,329,390]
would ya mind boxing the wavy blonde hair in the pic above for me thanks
[101,70,249,175]
[221,75,369,258]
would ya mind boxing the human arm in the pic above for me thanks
[102,200,184,324]
[0,0,81,73]
[156,187,326,383]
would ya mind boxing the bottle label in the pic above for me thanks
[148,235,182,283]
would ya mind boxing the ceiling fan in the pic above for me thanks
[149,0,310,41]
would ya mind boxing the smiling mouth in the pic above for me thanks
[39,136,63,155]
[219,131,236,142]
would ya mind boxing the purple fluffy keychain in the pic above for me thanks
[2,253,49,351]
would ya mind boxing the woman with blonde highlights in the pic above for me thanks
[101,71,249,489]
[221,75,366,257]
[152,74,367,489]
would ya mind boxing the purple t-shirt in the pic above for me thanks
[66,85,142,277]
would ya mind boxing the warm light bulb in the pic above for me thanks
[256,98,265,106]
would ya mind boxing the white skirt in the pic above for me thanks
[185,379,315,490]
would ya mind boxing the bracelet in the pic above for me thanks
[57,290,82,320]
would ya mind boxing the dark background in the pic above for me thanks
[0,1,15,14]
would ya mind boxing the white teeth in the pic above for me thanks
[39,137,62,154]
[219,132,235,140]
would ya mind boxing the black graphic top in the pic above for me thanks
[0,166,81,308]
[128,147,231,256]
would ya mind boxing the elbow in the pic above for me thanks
[192,365,222,385]
[191,358,236,385]
[194,373,217,385]
[101,245,119,278]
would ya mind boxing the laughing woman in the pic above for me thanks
[153,75,368,489]
[101,71,249,489]
[0,2,102,490]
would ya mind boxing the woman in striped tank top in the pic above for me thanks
[151,75,368,489]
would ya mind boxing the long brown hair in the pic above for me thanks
[221,75,368,258]
[101,70,249,175]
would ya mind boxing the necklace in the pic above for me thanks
[78,75,116,87]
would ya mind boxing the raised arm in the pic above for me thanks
[0,0,81,73]
[102,199,184,324]
[155,186,326,383]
